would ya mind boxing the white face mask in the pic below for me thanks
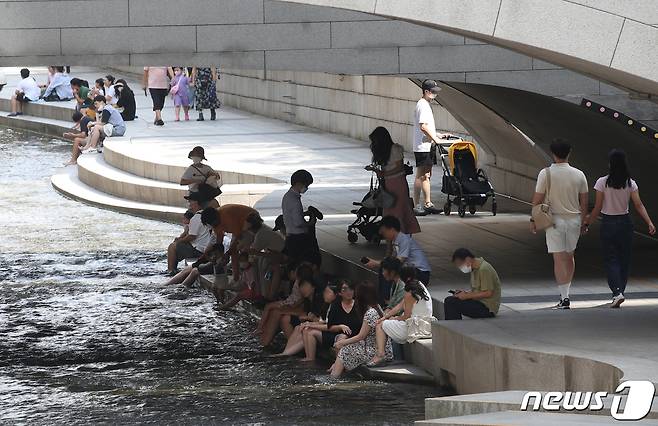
[300,186,308,194]
[459,264,472,274]
[190,156,202,164]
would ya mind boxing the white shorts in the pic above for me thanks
[546,214,581,253]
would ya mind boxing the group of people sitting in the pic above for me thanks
[163,157,503,377]
[6,67,134,166]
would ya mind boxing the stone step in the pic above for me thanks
[425,391,658,420]
[0,110,72,136]
[51,166,185,223]
[76,153,284,208]
[103,139,284,185]
[0,97,78,122]
[363,361,435,385]
[417,410,658,425]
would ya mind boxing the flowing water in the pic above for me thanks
[0,127,443,425]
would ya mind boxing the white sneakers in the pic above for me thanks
[611,294,625,308]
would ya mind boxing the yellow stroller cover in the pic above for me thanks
[448,141,478,174]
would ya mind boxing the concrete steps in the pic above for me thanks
[77,153,281,208]
[417,410,658,425]
[51,167,185,222]
[103,139,283,185]
[0,110,71,136]
[364,362,435,385]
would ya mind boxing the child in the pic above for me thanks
[166,242,224,287]
[218,252,260,310]
[170,67,191,121]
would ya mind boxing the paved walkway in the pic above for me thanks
[3,67,658,394]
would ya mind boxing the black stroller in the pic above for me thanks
[347,173,384,244]
[440,140,497,217]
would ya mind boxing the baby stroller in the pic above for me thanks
[347,173,384,244]
[440,140,497,217]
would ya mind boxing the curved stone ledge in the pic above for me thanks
[103,139,284,185]
[433,319,624,395]
[77,153,282,208]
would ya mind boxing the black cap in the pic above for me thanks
[184,191,204,201]
[188,146,207,160]
[421,79,441,94]
[273,214,285,232]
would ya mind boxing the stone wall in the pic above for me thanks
[217,69,468,152]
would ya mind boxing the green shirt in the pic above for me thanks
[388,278,405,311]
[78,85,91,107]
[470,258,501,314]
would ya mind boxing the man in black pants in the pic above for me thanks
[444,248,502,320]
[281,169,322,267]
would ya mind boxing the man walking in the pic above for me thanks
[531,139,588,309]
[413,79,449,216]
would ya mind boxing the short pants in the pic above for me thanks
[175,241,202,262]
[546,214,582,253]
[414,151,434,167]
[149,88,168,111]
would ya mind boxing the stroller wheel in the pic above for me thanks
[347,231,359,243]
[492,201,498,216]
[469,205,477,215]
[458,204,466,218]
[443,202,451,216]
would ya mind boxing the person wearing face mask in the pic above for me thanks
[281,169,321,267]
[82,95,126,151]
[180,146,222,207]
[412,79,450,216]
[444,248,501,320]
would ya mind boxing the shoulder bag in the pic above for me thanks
[531,167,554,230]
[192,165,222,201]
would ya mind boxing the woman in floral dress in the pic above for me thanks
[328,282,392,377]
[191,66,221,121]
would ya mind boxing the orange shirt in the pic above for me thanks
[212,204,256,238]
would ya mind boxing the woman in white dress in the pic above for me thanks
[368,267,433,366]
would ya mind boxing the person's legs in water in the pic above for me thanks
[166,241,178,274]
[272,325,305,357]
[180,268,200,287]
[260,308,283,346]
[64,136,87,165]
[300,328,323,361]
[279,314,294,339]
[328,358,345,377]
[166,266,193,285]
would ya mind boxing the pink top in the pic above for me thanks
[594,175,638,216]
[144,67,169,89]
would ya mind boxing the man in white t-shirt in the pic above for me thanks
[531,139,588,310]
[166,193,213,275]
[9,68,42,117]
[413,80,449,216]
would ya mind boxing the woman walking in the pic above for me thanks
[366,126,420,234]
[584,149,655,308]
[191,66,221,121]
[143,66,172,126]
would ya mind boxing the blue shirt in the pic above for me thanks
[42,73,73,100]
[393,232,431,272]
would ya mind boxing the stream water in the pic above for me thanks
[0,127,443,425]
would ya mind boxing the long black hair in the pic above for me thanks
[606,149,632,189]
[369,126,394,166]
[404,279,430,302]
